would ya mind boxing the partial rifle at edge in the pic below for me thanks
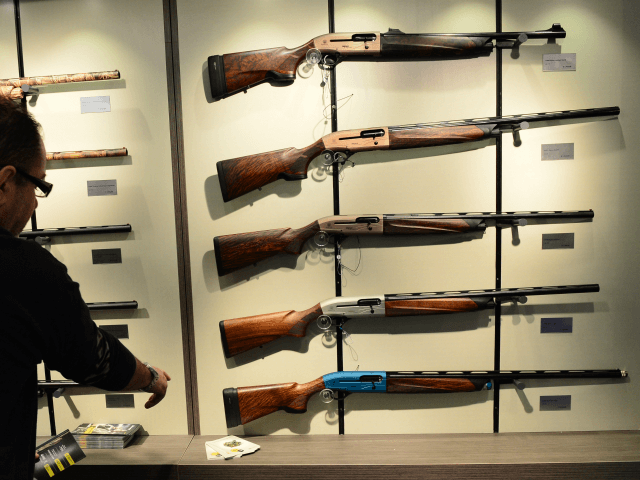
[216,106,619,202]
[46,148,128,161]
[219,284,598,358]
[223,369,626,427]
[0,70,120,99]
[214,210,594,276]
[208,24,565,101]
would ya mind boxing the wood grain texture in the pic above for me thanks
[237,377,326,424]
[223,41,313,94]
[222,303,322,356]
[387,377,485,393]
[385,298,481,316]
[0,70,120,87]
[215,221,320,275]
[381,35,493,58]
[46,148,128,161]
[389,125,487,149]
[218,138,325,201]
[383,218,477,234]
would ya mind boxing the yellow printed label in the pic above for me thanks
[86,425,96,434]
[54,459,64,471]
[64,453,75,465]
[44,464,55,477]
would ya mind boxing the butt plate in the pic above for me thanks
[223,388,242,428]
[208,55,228,101]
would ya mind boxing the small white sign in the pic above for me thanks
[542,143,574,160]
[81,96,111,113]
[543,53,576,71]
[88,180,117,196]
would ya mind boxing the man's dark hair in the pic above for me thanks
[0,97,42,173]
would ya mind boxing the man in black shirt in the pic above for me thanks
[0,98,170,479]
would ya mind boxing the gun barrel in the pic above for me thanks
[389,107,620,132]
[19,224,132,239]
[386,284,599,302]
[87,301,138,311]
[384,210,594,222]
[387,370,626,381]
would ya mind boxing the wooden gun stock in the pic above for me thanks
[46,148,128,161]
[220,303,322,357]
[208,41,314,100]
[224,376,326,427]
[214,221,320,276]
[217,139,325,202]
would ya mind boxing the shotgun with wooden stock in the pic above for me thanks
[208,24,566,101]
[214,210,594,276]
[46,148,128,161]
[216,106,620,202]
[223,369,626,427]
[0,70,120,99]
[219,284,598,358]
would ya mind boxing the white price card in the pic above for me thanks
[543,53,576,71]
[542,143,574,160]
[81,96,111,113]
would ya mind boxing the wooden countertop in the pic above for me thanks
[39,431,640,479]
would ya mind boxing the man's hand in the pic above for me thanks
[144,367,171,409]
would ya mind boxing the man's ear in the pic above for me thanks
[0,165,18,206]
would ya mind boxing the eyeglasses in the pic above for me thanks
[15,168,53,198]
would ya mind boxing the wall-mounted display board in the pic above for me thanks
[4,0,638,441]
[1,0,189,435]
[177,0,638,436]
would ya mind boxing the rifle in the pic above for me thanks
[223,369,626,427]
[220,284,598,358]
[216,106,620,202]
[214,210,593,276]
[20,224,132,243]
[46,148,128,161]
[208,24,565,101]
[0,70,120,99]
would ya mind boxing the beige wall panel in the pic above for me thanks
[177,0,340,435]
[18,0,188,435]
[0,0,17,77]
[331,0,496,433]
[500,0,639,431]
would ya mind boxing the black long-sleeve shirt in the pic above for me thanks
[0,227,137,479]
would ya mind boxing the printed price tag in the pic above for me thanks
[540,395,571,411]
[88,180,117,196]
[541,317,573,333]
[542,143,574,160]
[81,96,111,113]
[92,248,122,264]
[542,233,574,249]
[543,53,576,71]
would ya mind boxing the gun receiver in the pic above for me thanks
[0,70,120,99]
[46,148,128,161]
[223,368,626,427]
[214,210,594,276]
[216,107,619,202]
[208,24,565,101]
[219,284,598,358]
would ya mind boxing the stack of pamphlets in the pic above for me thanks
[205,436,260,460]
[71,423,141,449]
[34,430,86,480]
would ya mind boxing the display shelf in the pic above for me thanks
[38,431,640,479]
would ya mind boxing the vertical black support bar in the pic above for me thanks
[43,367,56,436]
[493,0,503,434]
[328,0,344,436]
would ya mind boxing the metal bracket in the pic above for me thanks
[496,219,527,228]
[20,84,39,96]
[512,379,526,390]
[503,296,528,305]
[34,236,51,245]
[322,149,352,166]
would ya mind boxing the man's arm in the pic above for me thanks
[120,358,171,409]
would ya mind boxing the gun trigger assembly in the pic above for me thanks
[316,315,333,330]
[322,149,352,166]
[319,389,336,403]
